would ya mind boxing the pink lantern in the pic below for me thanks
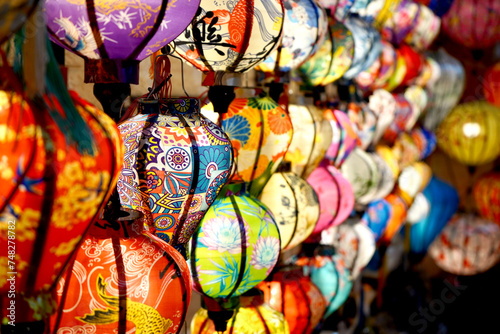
[323,108,359,168]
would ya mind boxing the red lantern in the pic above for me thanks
[473,172,500,225]
[483,62,500,108]
[399,44,423,86]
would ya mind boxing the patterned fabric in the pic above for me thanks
[473,172,500,225]
[324,109,358,168]
[117,98,233,245]
[371,40,397,89]
[483,62,500,108]
[381,0,421,45]
[382,93,414,143]
[346,101,377,150]
[340,147,380,202]
[404,4,441,51]
[368,89,396,144]
[189,187,280,299]
[361,199,392,241]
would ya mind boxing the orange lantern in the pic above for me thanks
[483,62,500,108]
[473,172,500,225]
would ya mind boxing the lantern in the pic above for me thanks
[409,176,459,254]
[44,0,200,83]
[191,288,290,334]
[404,3,441,51]
[382,94,414,143]
[346,101,377,150]
[415,0,454,17]
[403,85,427,130]
[285,103,332,179]
[381,0,421,45]
[50,208,191,333]
[399,44,424,86]
[382,47,408,92]
[442,0,500,49]
[371,40,397,89]
[0,0,38,44]
[355,57,381,91]
[117,98,233,246]
[259,169,320,251]
[340,147,380,202]
[306,163,355,239]
[368,89,396,145]
[378,194,408,245]
[259,266,326,334]
[0,89,122,323]
[323,108,358,168]
[436,101,500,166]
[411,126,437,160]
[367,149,398,202]
[361,199,392,241]
[483,62,500,108]
[429,214,500,275]
[473,172,500,225]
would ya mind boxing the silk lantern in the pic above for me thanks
[483,62,500,108]
[0,90,122,323]
[404,3,441,51]
[436,101,500,166]
[441,0,500,49]
[191,288,290,334]
[379,194,408,245]
[323,108,359,168]
[382,94,414,144]
[399,44,424,86]
[361,199,392,241]
[371,40,397,90]
[404,86,427,129]
[429,214,500,275]
[117,98,233,246]
[285,103,332,179]
[0,0,38,44]
[368,89,396,145]
[44,0,200,83]
[340,147,380,202]
[50,208,191,333]
[259,169,320,251]
[409,176,459,254]
[473,172,500,225]
[259,266,326,334]
[368,150,398,202]
[381,0,421,45]
[346,101,377,150]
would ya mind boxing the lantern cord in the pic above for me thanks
[169,53,190,98]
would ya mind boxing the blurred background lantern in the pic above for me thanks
[117,98,233,246]
[408,176,459,255]
[191,288,290,334]
[436,101,500,166]
[483,62,500,108]
[340,147,380,203]
[346,100,377,150]
[414,0,454,17]
[403,85,427,129]
[429,214,500,275]
[441,0,500,49]
[473,172,500,225]
[382,47,408,92]
[0,0,38,44]
[307,163,355,240]
[361,199,392,242]
[333,0,355,22]
[393,162,432,206]
[323,108,359,168]
[404,3,441,51]
[371,40,397,90]
[381,0,421,45]
[50,207,191,333]
[382,94,414,144]
[378,193,408,245]
[368,89,396,145]
[44,0,200,84]
[285,103,332,179]
[398,44,424,86]
[259,266,326,334]
[367,149,399,202]
[259,166,320,251]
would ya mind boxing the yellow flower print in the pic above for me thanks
[50,236,82,256]
[284,148,306,164]
[0,156,13,180]
[0,256,28,288]
[0,206,40,242]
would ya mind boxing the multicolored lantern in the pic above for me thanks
[381,0,421,45]
[473,172,500,225]
[259,169,319,250]
[50,208,191,333]
[323,108,359,168]
[429,214,500,275]
[404,3,441,51]
[436,101,500,166]
[441,0,500,49]
[174,0,284,86]
[117,98,233,245]
[191,288,290,334]
[368,89,396,145]
[382,94,414,143]
[371,40,397,90]
[259,266,326,334]
[44,0,200,83]
[368,149,398,202]
[340,147,380,202]
[483,62,500,108]
[399,44,424,86]
[378,194,408,245]
[346,101,377,150]
[361,199,392,241]
[0,90,122,323]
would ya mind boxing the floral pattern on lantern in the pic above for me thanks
[473,172,500,225]
[381,0,421,45]
[324,108,359,168]
[117,98,233,245]
[404,3,441,51]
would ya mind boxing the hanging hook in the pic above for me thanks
[163,41,190,97]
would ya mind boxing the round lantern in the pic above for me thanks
[0,0,38,44]
[368,89,397,145]
[429,214,500,275]
[189,185,280,299]
[355,57,382,91]
[307,163,355,240]
[483,62,500,108]
[409,176,459,254]
[399,44,424,86]
[436,101,500,166]
[382,94,414,144]
[371,40,397,90]
[442,0,500,49]
[379,194,408,245]
[346,101,377,150]
[174,0,284,86]
[473,172,500,225]
[117,98,233,245]
[285,103,332,179]
[404,85,427,129]
[323,108,359,168]
[259,266,326,334]
[0,89,122,323]
[50,208,191,333]
[256,0,328,73]
[411,126,437,160]
[44,0,200,83]
[361,199,392,241]
[381,0,421,45]
[191,288,290,334]
[259,169,319,250]
[382,47,408,92]
[393,162,432,206]
[340,147,380,202]
[367,150,398,202]
[404,3,441,51]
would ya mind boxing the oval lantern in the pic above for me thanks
[340,147,380,202]
[259,169,320,251]
[117,98,233,245]
[285,103,332,179]
[174,0,284,86]
[44,0,200,83]
[50,208,191,333]
[473,172,500,225]
[441,0,500,49]
[382,94,414,144]
[404,3,441,51]
[378,194,408,245]
[259,266,326,334]
[399,44,424,86]
[191,288,290,334]
[323,108,359,168]
[381,0,421,45]
[436,101,500,166]
[346,101,377,150]
[411,126,437,160]
[429,214,500,275]
[371,40,397,90]
[409,176,459,254]
[368,89,397,145]
[404,85,427,130]
[0,90,122,322]
[361,199,392,242]
[368,150,398,202]
[483,62,500,108]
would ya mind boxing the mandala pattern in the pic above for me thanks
[167,147,191,171]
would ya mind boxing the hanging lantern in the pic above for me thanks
[399,44,424,86]
[382,94,414,144]
[256,0,328,74]
[306,163,355,240]
[117,98,233,246]
[361,199,392,242]
[368,89,396,145]
[367,149,398,202]
[323,108,359,168]
[356,57,381,91]
[0,0,39,44]
[473,172,500,225]
[409,176,459,254]
[429,214,500,275]
[259,266,326,334]
[381,0,421,45]
[403,85,427,130]
[404,3,441,51]
[382,47,408,92]
[285,103,332,179]
[333,0,356,22]
[393,162,432,206]
[44,0,200,83]
[371,40,397,90]
[191,288,290,334]
[346,101,377,150]
[392,133,423,169]
[322,219,376,279]
[483,62,500,108]
[259,168,320,251]
[411,126,437,160]
[436,101,500,166]
[378,194,408,245]
[340,147,380,202]
[0,89,122,323]
[441,0,500,49]
[50,208,191,333]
